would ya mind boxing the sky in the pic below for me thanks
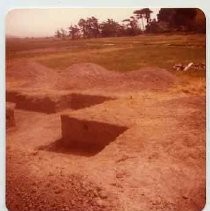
[6,8,160,37]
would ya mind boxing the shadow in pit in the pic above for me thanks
[6,90,115,114]
[38,118,128,157]
[38,138,109,157]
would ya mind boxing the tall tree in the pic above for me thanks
[100,19,123,37]
[134,8,153,30]
[60,28,67,39]
[194,9,206,33]
[78,17,100,38]
[86,17,100,38]
[123,16,140,35]
[69,25,80,40]
[78,18,88,38]
[157,8,198,31]
[55,29,62,39]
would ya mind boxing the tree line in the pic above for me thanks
[55,8,205,40]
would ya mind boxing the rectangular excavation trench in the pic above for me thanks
[6,103,16,128]
[60,115,128,152]
[6,90,113,113]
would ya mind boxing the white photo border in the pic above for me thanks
[0,1,209,210]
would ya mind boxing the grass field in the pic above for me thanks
[6,34,205,74]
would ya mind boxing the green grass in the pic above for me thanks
[6,34,206,75]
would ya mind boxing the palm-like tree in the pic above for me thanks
[134,8,153,31]
[78,19,87,38]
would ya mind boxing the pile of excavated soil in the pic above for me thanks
[7,61,177,92]
[58,63,177,91]
[6,60,57,90]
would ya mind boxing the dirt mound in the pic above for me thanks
[65,63,114,78]
[6,60,57,89]
[59,63,177,91]
[57,63,121,90]
[7,61,177,92]
[124,67,176,89]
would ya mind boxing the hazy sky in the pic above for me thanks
[6,8,159,37]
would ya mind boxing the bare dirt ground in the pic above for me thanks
[6,52,205,210]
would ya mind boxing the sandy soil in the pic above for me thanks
[6,59,205,211]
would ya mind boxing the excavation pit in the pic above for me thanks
[70,93,113,110]
[60,116,128,153]
[6,90,19,103]
[6,90,113,113]
[6,103,16,128]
